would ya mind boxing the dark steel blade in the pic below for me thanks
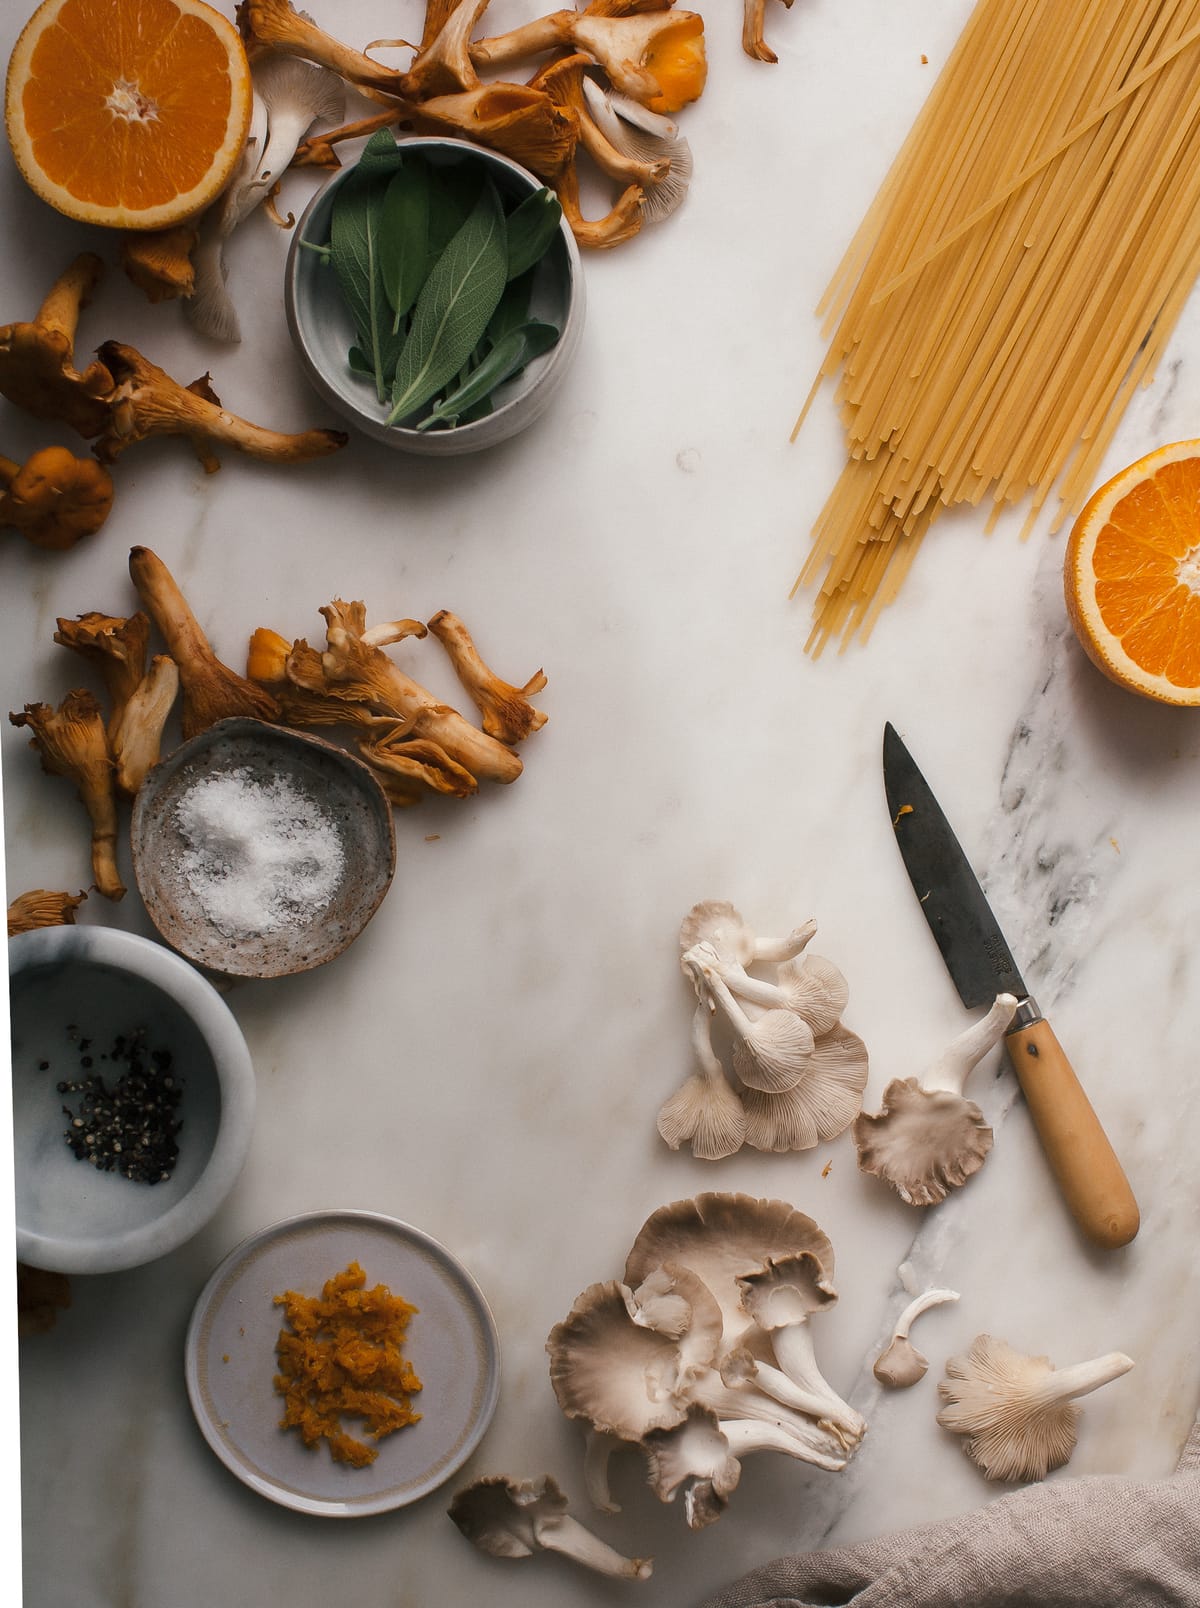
[882,723,1027,1009]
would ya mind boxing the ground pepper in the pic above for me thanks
[52,1027,183,1184]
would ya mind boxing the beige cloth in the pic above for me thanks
[701,1414,1200,1608]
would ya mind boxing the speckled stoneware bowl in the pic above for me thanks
[131,718,396,980]
[9,925,255,1274]
[285,136,585,456]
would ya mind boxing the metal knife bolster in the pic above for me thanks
[1010,996,1043,1030]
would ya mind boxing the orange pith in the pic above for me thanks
[1064,441,1200,706]
[5,0,252,230]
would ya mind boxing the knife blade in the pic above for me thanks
[882,722,1139,1249]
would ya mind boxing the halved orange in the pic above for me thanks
[5,0,252,231]
[1065,440,1200,706]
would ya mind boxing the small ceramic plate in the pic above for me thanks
[185,1210,501,1517]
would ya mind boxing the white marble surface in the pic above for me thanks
[5,3,1200,1605]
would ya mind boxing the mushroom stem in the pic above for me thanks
[293,107,410,167]
[923,993,1019,1095]
[35,252,102,348]
[892,1287,960,1342]
[236,0,407,99]
[656,1003,747,1160]
[755,919,818,962]
[767,1323,866,1441]
[689,1368,851,1465]
[96,342,348,470]
[426,609,548,744]
[582,1427,622,1514]
[129,547,280,739]
[719,1416,844,1468]
[111,655,180,796]
[534,1511,651,1578]
[1026,1351,1135,1408]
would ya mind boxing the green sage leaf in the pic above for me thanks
[487,271,535,345]
[330,169,393,400]
[417,319,560,430]
[504,188,562,280]
[423,164,484,277]
[379,160,432,328]
[388,180,509,425]
[356,128,406,174]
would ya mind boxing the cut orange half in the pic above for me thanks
[5,0,253,231]
[1065,440,1200,707]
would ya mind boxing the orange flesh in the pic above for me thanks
[1092,458,1200,683]
[9,0,248,224]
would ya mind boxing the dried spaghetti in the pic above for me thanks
[794,0,1200,652]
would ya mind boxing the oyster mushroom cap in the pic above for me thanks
[691,959,816,1094]
[547,1279,697,1440]
[447,1473,653,1579]
[853,1079,993,1206]
[657,999,747,1160]
[624,1193,834,1357]
[937,1334,1134,1482]
[679,900,757,966]
[641,1405,742,1523]
[741,1022,870,1152]
[736,1252,838,1330]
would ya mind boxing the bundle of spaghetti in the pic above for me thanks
[793,0,1200,653]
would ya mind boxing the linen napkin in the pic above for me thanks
[701,1411,1200,1608]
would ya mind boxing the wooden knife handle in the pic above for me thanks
[1005,1017,1139,1249]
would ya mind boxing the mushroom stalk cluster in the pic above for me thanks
[659,902,869,1160]
[546,1193,865,1531]
[247,602,547,804]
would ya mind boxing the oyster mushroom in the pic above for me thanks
[873,1286,960,1389]
[624,1192,835,1360]
[937,1334,1134,1482]
[7,889,86,936]
[736,1255,865,1443]
[853,993,1018,1206]
[9,692,124,900]
[547,1277,704,1442]
[581,78,692,223]
[448,1473,652,1579]
[656,999,748,1161]
[740,1023,870,1152]
[687,945,816,1094]
[129,547,280,740]
[1,446,114,550]
[679,901,817,968]
[716,948,850,1035]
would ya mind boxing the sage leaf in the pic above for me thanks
[330,169,394,401]
[356,128,406,175]
[423,164,483,277]
[388,180,509,425]
[487,271,535,344]
[417,319,560,430]
[505,188,562,280]
[379,160,432,328]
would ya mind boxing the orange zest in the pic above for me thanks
[5,0,253,231]
[1065,440,1200,706]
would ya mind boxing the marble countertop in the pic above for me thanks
[6,2,1200,1604]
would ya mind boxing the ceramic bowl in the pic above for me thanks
[284,136,585,456]
[131,718,396,980]
[9,925,255,1275]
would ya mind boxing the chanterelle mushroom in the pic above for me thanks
[7,889,86,936]
[448,1473,652,1579]
[1,447,114,551]
[129,547,280,740]
[853,994,1018,1205]
[0,254,114,437]
[937,1333,1134,1482]
[9,691,124,900]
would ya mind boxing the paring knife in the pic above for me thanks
[882,722,1139,1250]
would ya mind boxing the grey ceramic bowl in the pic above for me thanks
[131,718,396,980]
[9,925,255,1274]
[285,136,585,456]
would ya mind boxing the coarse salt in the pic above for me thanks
[173,766,345,939]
